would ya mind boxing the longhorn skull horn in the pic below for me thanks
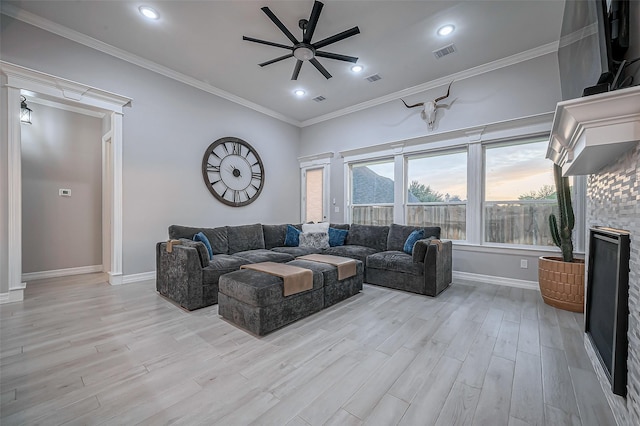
[434,80,453,103]
[401,99,424,109]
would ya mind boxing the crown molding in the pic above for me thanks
[301,41,559,127]
[0,3,301,127]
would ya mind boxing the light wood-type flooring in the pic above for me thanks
[0,273,616,425]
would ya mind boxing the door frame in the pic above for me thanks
[1,61,131,301]
[299,152,333,223]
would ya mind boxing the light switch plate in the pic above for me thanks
[59,189,71,197]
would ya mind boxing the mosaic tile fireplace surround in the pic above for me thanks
[586,143,639,426]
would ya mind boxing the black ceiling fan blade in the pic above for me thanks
[313,26,360,49]
[309,58,332,79]
[291,60,303,80]
[243,36,293,50]
[261,7,299,45]
[303,1,324,43]
[259,53,294,67]
[315,51,358,63]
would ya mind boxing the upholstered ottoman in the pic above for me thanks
[218,267,324,336]
[288,258,363,308]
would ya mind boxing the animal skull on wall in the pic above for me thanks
[401,81,453,130]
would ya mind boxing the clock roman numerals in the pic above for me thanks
[202,137,264,207]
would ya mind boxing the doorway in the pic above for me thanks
[1,62,131,301]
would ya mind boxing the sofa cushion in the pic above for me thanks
[201,255,251,285]
[403,229,425,254]
[227,224,265,254]
[302,222,330,233]
[322,245,379,263]
[263,224,287,249]
[219,269,324,308]
[177,239,210,268]
[272,246,323,256]
[345,224,389,251]
[386,224,441,252]
[329,223,350,230]
[299,232,330,249]
[169,225,228,254]
[193,232,213,259]
[284,225,301,247]
[367,251,423,275]
[328,227,348,247]
[232,249,294,264]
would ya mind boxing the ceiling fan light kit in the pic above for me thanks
[243,1,360,81]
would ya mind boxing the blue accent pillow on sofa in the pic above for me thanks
[284,225,301,247]
[328,227,348,247]
[193,232,213,260]
[403,229,425,254]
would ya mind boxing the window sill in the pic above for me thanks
[452,241,585,258]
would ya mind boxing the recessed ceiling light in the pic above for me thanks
[351,65,363,73]
[294,89,306,97]
[437,24,455,36]
[139,6,159,20]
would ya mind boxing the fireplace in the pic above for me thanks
[585,227,630,397]
[547,86,640,424]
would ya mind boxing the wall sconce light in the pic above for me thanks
[20,96,32,124]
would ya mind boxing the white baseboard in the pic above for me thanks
[22,265,102,282]
[453,271,539,291]
[0,288,25,304]
[122,271,156,284]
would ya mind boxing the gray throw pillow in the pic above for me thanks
[299,232,330,249]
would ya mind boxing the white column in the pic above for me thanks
[392,143,405,225]
[6,85,26,301]
[108,112,123,285]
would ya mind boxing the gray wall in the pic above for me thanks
[300,53,562,224]
[300,53,563,283]
[586,144,640,425]
[1,17,301,276]
[21,103,102,273]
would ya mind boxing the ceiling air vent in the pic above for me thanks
[433,43,457,59]
[312,95,326,102]
[365,74,382,83]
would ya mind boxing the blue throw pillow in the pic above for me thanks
[284,225,301,247]
[328,227,348,247]
[193,232,213,260]
[403,229,425,254]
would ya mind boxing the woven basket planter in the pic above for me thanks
[538,256,585,312]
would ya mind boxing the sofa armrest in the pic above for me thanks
[156,241,206,310]
[418,239,453,296]
[412,237,435,263]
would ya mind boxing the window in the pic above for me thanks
[303,168,325,222]
[484,139,558,246]
[406,149,467,240]
[350,160,394,225]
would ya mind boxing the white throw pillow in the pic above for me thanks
[299,232,330,249]
[302,222,330,233]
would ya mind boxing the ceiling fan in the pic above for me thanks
[243,1,360,80]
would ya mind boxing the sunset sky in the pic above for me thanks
[362,140,553,202]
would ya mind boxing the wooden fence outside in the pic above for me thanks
[352,200,558,246]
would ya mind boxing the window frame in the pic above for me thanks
[346,157,395,225]
[405,147,469,241]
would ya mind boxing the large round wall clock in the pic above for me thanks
[201,137,265,207]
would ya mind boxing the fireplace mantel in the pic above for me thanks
[546,85,640,176]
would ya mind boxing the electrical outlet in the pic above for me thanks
[59,189,71,197]
[520,259,528,269]
[334,206,340,213]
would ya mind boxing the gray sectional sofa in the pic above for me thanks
[156,222,452,311]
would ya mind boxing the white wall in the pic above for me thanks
[1,17,301,276]
[300,53,564,283]
[0,73,9,295]
[21,103,102,273]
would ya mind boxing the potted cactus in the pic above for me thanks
[538,163,585,312]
